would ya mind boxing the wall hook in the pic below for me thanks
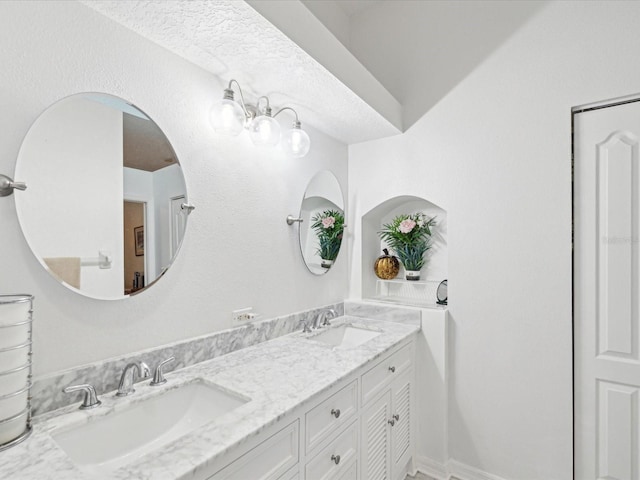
[286,215,303,225]
[0,174,27,197]
[180,203,196,215]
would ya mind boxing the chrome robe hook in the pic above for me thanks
[0,174,27,197]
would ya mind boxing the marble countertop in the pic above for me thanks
[0,316,419,480]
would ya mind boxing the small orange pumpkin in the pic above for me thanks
[374,249,400,280]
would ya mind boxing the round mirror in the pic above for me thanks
[15,93,189,300]
[436,279,448,305]
[299,171,345,275]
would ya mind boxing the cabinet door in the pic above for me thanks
[336,460,357,480]
[390,373,412,479]
[361,391,391,480]
[278,466,299,480]
[208,420,299,480]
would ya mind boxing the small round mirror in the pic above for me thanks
[15,93,189,300]
[436,279,448,305]
[298,171,345,275]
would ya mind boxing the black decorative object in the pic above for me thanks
[436,279,448,305]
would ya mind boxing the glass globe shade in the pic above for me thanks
[282,126,310,158]
[248,115,281,147]
[210,99,245,136]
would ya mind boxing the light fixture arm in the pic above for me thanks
[273,106,300,126]
[225,79,252,119]
[256,96,273,116]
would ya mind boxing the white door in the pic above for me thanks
[170,196,186,258]
[574,100,640,480]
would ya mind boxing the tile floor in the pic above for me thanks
[405,473,462,480]
[405,473,437,480]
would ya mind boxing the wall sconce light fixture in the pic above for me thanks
[211,79,311,158]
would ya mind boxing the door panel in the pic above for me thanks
[597,381,638,480]
[596,133,639,359]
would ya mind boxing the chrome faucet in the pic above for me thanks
[116,361,151,397]
[63,383,101,409]
[312,308,338,329]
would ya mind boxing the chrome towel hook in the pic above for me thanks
[0,174,27,197]
[180,203,196,215]
[286,215,303,225]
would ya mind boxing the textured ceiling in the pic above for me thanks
[123,113,177,172]
[79,0,399,145]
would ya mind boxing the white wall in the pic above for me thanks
[15,96,124,298]
[0,0,347,375]
[300,0,351,50]
[350,1,640,478]
[347,0,547,129]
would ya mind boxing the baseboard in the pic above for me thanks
[448,459,509,480]
[414,457,509,480]
[415,455,448,480]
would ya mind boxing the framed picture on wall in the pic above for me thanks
[134,226,144,256]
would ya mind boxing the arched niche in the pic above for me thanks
[362,195,448,307]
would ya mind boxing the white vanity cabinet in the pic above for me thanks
[204,339,415,480]
[360,344,414,480]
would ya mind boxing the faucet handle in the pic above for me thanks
[299,319,312,333]
[63,383,102,410]
[150,356,175,386]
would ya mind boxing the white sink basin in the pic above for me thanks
[52,381,249,472]
[308,324,381,348]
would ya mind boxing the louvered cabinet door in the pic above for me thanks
[361,391,392,480]
[391,373,412,479]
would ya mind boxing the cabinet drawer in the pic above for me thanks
[305,421,358,480]
[305,379,358,453]
[361,343,412,405]
[208,420,299,480]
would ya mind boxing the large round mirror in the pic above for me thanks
[299,171,345,275]
[15,93,189,300]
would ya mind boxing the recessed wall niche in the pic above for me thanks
[362,196,448,307]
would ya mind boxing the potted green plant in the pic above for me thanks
[378,212,436,280]
[311,209,345,268]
